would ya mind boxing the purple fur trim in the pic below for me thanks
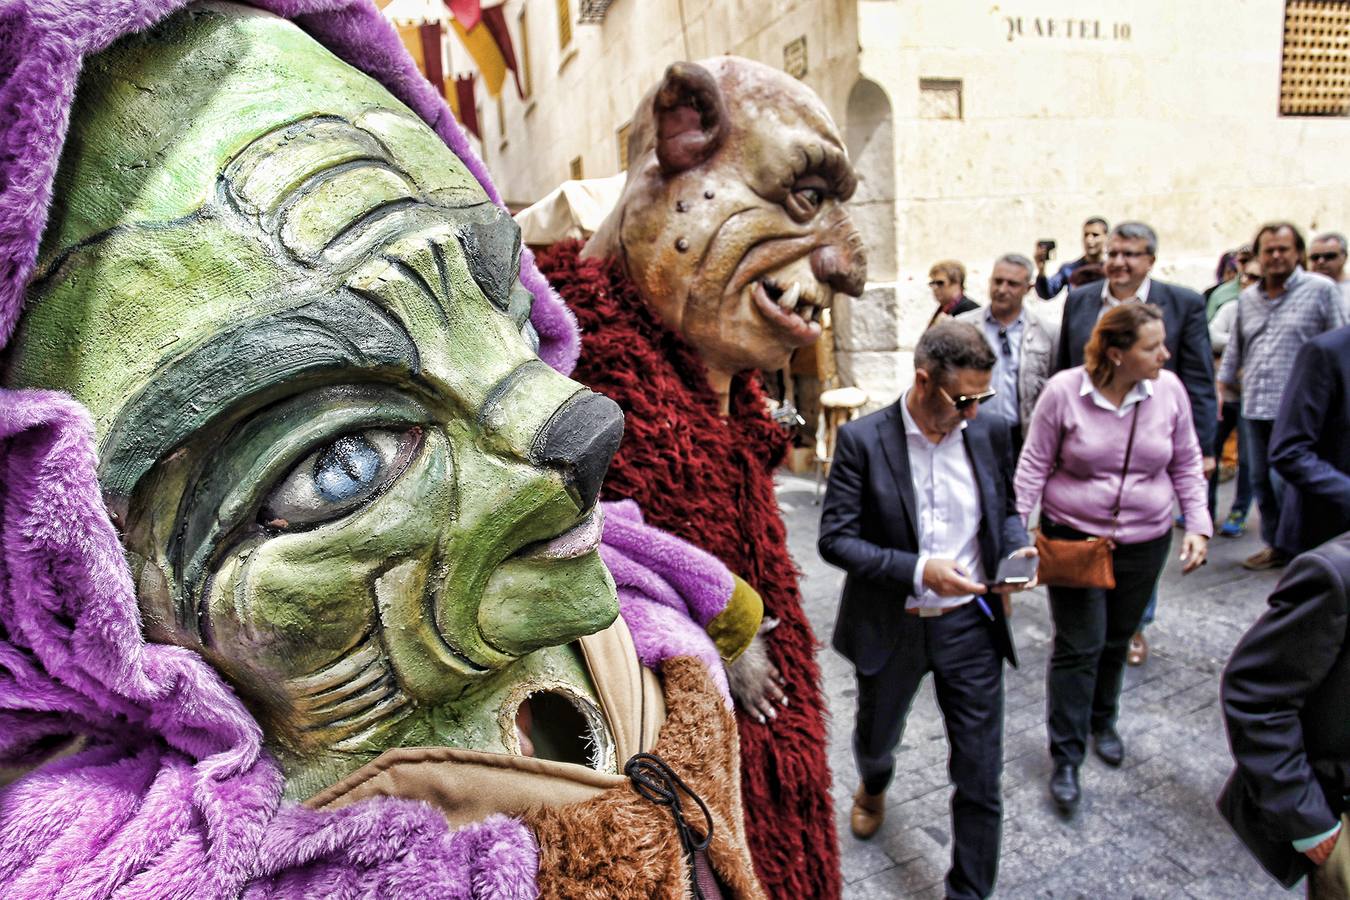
[600,500,734,626]
[0,0,577,372]
[617,591,730,706]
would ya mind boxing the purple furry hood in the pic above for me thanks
[0,1,730,897]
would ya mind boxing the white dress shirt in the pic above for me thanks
[1098,277,1152,319]
[900,392,985,613]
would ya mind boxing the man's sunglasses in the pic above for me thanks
[939,386,997,411]
[1310,252,1344,263]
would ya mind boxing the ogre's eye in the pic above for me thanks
[261,427,420,530]
[786,176,829,222]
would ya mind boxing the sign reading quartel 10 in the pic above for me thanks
[1005,16,1131,42]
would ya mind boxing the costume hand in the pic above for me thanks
[922,559,986,597]
[1202,455,1217,478]
[727,617,788,724]
[1306,829,1340,866]
[1179,533,1209,574]
[990,545,1039,597]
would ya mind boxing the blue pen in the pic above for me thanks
[974,596,994,620]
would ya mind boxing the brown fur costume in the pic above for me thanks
[539,242,840,899]
[528,657,763,899]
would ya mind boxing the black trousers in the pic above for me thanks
[1043,520,1172,766]
[852,601,1004,900]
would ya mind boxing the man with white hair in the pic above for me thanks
[958,253,1058,455]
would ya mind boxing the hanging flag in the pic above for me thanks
[455,74,481,139]
[444,0,482,31]
[450,4,522,99]
[480,5,524,99]
[451,17,506,98]
[418,22,446,98]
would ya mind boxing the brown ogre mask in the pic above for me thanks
[586,57,867,393]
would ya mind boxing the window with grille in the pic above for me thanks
[616,121,632,171]
[557,0,572,49]
[1281,1,1350,116]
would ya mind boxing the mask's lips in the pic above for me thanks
[749,277,823,347]
[513,504,605,561]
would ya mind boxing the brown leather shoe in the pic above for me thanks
[1243,547,1292,571]
[850,786,885,839]
[1127,632,1148,666]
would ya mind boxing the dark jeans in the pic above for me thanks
[853,601,1004,900]
[1243,416,1285,547]
[1208,399,1253,522]
[1042,520,1171,767]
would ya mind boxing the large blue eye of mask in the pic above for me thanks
[314,435,381,502]
[261,428,418,529]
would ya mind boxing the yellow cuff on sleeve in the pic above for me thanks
[705,574,764,663]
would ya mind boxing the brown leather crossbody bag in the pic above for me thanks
[1034,403,1139,590]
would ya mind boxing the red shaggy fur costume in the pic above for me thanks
[539,242,840,900]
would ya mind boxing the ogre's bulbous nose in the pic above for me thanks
[532,391,624,510]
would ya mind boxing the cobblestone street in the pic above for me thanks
[777,471,1292,899]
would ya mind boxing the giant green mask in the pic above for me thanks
[4,3,623,799]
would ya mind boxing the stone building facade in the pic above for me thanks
[453,0,1350,408]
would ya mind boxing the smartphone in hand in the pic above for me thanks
[993,553,1038,587]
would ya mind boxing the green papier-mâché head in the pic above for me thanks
[4,2,623,798]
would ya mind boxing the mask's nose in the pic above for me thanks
[532,391,624,511]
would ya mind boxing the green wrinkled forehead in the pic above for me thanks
[38,1,486,267]
[9,0,535,491]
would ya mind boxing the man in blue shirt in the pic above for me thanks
[1035,216,1108,300]
[957,254,1057,455]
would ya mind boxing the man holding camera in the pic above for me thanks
[1034,216,1109,299]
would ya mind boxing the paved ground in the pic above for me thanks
[776,471,1293,899]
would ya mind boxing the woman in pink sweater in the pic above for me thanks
[1015,303,1212,816]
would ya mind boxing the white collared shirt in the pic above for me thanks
[1079,369,1154,417]
[900,392,985,612]
[1098,277,1152,319]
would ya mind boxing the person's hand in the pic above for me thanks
[923,559,986,597]
[990,546,1040,598]
[1179,533,1209,574]
[1306,829,1340,866]
[1202,455,1217,478]
[1033,244,1049,267]
[726,618,788,724]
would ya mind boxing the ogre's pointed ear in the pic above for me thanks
[653,62,728,175]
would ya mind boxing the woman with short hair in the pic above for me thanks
[1015,303,1212,816]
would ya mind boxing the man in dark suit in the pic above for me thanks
[819,321,1035,900]
[1053,221,1218,470]
[1219,533,1350,895]
[1271,326,1350,557]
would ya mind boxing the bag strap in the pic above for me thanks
[1109,404,1141,537]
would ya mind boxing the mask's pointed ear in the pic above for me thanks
[653,61,728,175]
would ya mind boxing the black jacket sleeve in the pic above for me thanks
[1173,288,1218,455]
[1221,552,1348,844]
[818,424,919,592]
[1271,340,1350,519]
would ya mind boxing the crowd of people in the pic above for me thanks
[819,218,1350,899]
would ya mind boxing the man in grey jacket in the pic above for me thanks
[958,253,1058,455]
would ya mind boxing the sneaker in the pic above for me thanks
[1243,547,1292,571]
[1219,510,1247,538]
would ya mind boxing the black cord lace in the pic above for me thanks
[625,752,716,898]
